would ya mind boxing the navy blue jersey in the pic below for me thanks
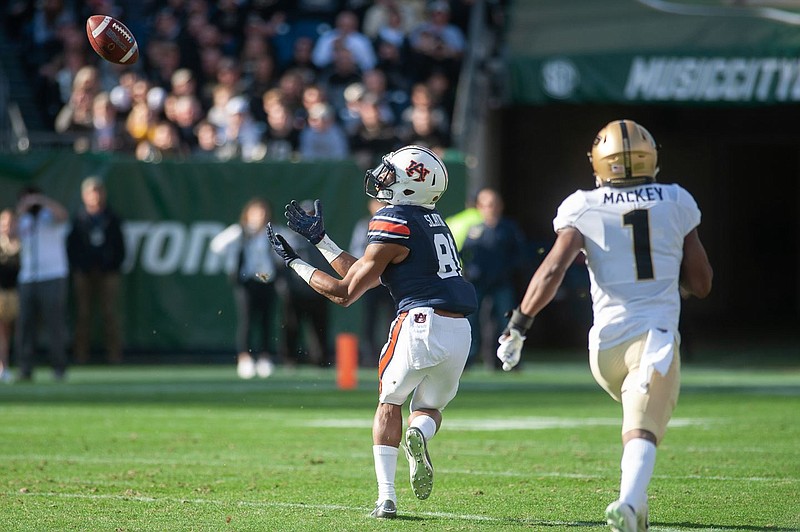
[367,204,478,316]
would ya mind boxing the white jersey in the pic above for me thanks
[553,183,701,350]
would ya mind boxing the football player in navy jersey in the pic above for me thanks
[268,145,477,519]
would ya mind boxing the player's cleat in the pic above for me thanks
[637,501,649,532]
[369,499,397,519]
[605,500,637,532]
[404,427,434,500]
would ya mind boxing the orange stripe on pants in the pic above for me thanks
[378,312,407,394]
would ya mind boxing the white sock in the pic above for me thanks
[373,445,398,503]
[619,438,656,513]
[410,415,438,442]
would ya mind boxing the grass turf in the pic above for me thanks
[1,361,798,531]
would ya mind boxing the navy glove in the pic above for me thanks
[285,199,325,244]
[267,223,299,266]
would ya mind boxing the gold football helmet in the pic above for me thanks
[588,119,659,187]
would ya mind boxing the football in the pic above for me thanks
[86,15,139,65]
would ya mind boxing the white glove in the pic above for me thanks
[496,329,525,371]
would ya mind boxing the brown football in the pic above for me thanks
[86,15,139,65]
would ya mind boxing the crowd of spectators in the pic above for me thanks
[4,0,506,168]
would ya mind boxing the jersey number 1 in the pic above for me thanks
[623,209,654,280]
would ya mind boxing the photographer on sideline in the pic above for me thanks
[15,185,70,382]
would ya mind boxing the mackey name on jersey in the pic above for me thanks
[602,186,665,205]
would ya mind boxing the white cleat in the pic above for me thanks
[637,501,649,532]
[369,499,397,519]
[404,427,434,500]
[605,500,637,532]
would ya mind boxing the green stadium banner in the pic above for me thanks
[506,0,800,105]
[0,151,467,355]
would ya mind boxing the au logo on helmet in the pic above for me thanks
[365,145,448,206]
[406,160,430,182]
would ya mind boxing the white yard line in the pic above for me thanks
[302,416,710,430]
[0,454,794,483]
[2,491,598,526]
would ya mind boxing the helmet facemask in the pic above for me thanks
[364,154,397,202]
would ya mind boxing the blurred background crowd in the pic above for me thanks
[0,0,544,380]
[0,1,794,379]
[3,0,507,168]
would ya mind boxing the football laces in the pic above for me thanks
[111,22,133,42]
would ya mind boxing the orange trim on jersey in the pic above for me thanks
[378,312,408,392]
[368,219,411,236]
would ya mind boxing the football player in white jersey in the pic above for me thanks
[496,120,713,532]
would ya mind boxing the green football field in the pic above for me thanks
[1,360,798,531]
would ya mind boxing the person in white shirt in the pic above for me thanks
[15,186,70,381]
[496,120,713,532]
[210,197,279,379]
